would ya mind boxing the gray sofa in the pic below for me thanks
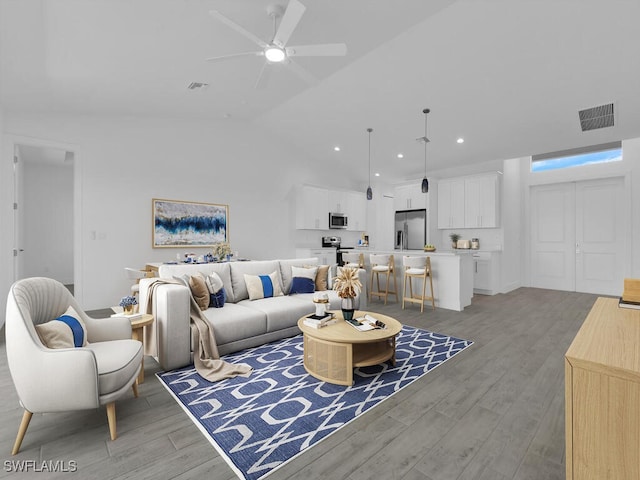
[139,258,367,371]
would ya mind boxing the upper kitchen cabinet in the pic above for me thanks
[295,185,329,230]
[438,173,500,229]
[345,191,367,231]
[328,190,347,214]
[295,185,367,231]
[465,174,499,228]
[394,183,427,211]
[437,178,465,229]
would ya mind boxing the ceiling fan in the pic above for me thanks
[207,0,347,88]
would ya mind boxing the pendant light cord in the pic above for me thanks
[367,128,373,185]
[423,109,429,176]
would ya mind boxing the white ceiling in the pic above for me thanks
[2,0,640,185]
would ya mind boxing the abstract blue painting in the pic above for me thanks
[153,198,228,247]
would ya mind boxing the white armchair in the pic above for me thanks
[5,277,143,454]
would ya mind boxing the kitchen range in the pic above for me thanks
[322,236,354,266]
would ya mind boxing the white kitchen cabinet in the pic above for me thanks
[394,183,427,211]
[296,248,336,266]
[327,190,347,214]
[295,185,329,230]
[345,191,367,231]
[465,174,499,228]
[472,251,500,295]
[438,173,499,229]
[437,179,465,229]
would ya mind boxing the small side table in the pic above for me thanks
[130,313,154,384]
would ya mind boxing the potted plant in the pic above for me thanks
[333,267,362,321]
[212,242,232,262]
[119,295,138,315]
[449,233,461,249]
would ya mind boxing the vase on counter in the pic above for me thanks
[341,296,359,321]
[123,305,135,315]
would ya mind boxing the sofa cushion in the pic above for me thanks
[315,265,329,291]
[201,303,267,346]
[230,260,282,302]
[289,266,318,294]
[277,258,319,294]
[210,288,227,308]
[85,339,142,395]
[244,272,284,300]
[238,295,315,333]
[189,275,210,310]
[158,262,235,303]
[290,290,343,310]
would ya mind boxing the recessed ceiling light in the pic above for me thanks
[334,146,341,152]
[375,173,380,177]
[397,153,404,159]
[457,137,465,144]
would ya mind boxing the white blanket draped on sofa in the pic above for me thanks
[143,279,252,382]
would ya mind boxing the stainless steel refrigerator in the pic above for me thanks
[394,209,426,250]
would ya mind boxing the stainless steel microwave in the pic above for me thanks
[329,212,348,229]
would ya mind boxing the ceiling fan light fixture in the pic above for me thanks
[265,45,286,62]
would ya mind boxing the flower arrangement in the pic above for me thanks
[212,242,232,261]
[119,295,138,307]
[333,267,362,299]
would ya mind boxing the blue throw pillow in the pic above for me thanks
[210,287,227,308]
[290,276,316,294]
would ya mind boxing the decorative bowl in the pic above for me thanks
[424,247,436,252]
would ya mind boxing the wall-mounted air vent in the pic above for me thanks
[578,103,614,131]
[187,82,209,91]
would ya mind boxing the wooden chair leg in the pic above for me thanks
[421,275,427,313]
[429,274,435,310]
[12,410,33,455]
[132,381,139,398]
[402,273,407,309]
[106,402,117,441]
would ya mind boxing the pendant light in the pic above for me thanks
[366,128,373,200]
[420,108,430,193]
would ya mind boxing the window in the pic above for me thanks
[531,141,622,172]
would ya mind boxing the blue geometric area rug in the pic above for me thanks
[157,325,472,480]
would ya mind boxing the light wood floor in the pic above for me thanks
[0,287,598,480]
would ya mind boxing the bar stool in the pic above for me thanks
[342,252,364,269]
[369,254,397,304]
[402,256,435,312]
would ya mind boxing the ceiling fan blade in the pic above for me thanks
[254,62,273,90]
[272,0,305,48]
[286,58,318,85]
[286,43,348,57]
[209,10,268,48]
[206,51,263,62]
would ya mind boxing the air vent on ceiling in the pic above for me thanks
[187,82,209,91]
[578,103,614,131]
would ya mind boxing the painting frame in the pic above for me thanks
[152,198,229,248]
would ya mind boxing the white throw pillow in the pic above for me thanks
[244,272,284,301]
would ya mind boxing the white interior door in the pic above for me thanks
[575,178,626,295]
[530,177,627,295]
[530,183,576,291]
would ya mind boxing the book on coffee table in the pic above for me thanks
[346,314,386,331]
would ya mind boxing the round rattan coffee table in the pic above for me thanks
[297,310,402,386]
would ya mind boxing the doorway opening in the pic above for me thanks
[13,143,75,292]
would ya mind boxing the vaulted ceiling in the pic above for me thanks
[2,0,640,185]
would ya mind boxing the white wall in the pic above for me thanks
[1,113,352,311]
[22,161,74,283]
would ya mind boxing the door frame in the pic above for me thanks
[4,134,83,303]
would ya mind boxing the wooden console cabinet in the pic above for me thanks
[565,297,640,479]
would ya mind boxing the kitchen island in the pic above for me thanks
[356,249,474,311]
